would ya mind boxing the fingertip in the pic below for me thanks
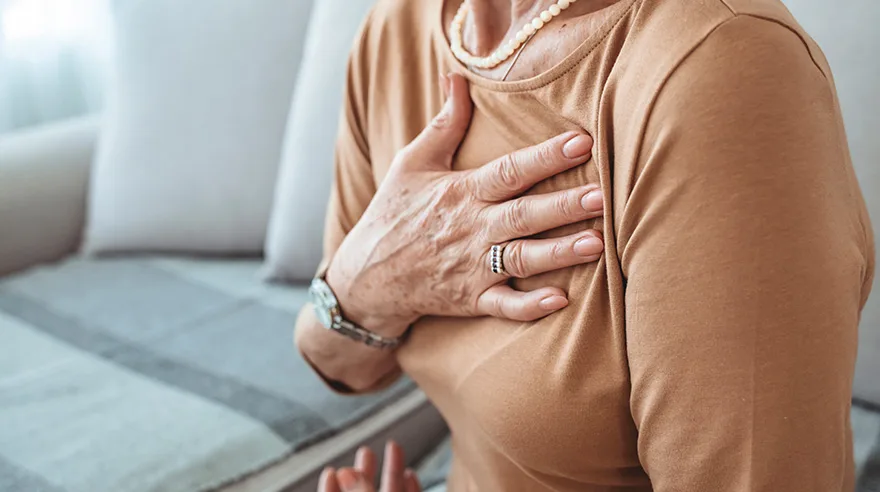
[404,469,422,492]
[318,467,338,491]
[336,468,362,490]
[561,132,594,160]
[533,286,566,299]
[539,295,568,311]
[382,440,405,476]
[354,446,375,473]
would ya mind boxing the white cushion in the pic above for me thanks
[262,0,376,281]
[84,0,314,254]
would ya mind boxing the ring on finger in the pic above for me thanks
[490,244,508,275]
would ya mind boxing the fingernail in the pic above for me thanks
[581,188,603,211]
[318,467,335,488]
[336,469,359,490]
[539,295,568,311]
[574,235,603,256]
[562,134,592,159]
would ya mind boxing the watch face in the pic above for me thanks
[314,303,333,328]
[309,279,336,328]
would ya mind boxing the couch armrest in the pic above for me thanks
[0,116,99,277]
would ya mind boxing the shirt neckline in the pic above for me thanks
[433,0,640,93]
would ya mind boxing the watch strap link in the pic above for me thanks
[332,319,402,350]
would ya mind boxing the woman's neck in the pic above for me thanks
[466,0,619,56]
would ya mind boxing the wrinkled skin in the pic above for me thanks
[326,74,604,337]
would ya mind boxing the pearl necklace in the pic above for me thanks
[449,0,577,69]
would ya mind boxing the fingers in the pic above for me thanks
[355,447,377,485]
[469,131,593,202]
[403,73,473,169]
[323,442,417,492]
[335,469,376,492]
[380,441,406,492]
[476,284,570,321]
[501,230,603,279]
[319,467,342,492]
[403,470,422,492]
[488,184,603,240]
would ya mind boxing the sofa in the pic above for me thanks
[0,115,450,491]
[0,0,452,490]
[0,1,878,491]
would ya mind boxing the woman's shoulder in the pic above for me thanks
[607,0,834,147]
[627,0,831,85]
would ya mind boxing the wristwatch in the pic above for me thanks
[309,276,403,350]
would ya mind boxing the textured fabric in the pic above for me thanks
[0,256,414,492]
[305,0,875,490]
[263,0,376,281]
[0,116,97,276]
[780,0,880,406]
[83,0,313,255]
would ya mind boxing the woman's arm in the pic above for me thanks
[622,16,873,491]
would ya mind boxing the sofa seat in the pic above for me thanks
[0,256,445,492]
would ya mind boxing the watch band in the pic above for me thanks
[309,276,404,350]
[331,319,403,350]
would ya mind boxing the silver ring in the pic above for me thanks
[490,244,507,275]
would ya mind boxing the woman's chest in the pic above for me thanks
[372,74,645,487]
[397,267,643,487]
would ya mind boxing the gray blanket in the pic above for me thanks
[0,257,413,492]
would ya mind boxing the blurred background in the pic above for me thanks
[0,1,878,491]
[0,0,109,133]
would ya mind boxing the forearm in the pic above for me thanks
[294,305,401,393]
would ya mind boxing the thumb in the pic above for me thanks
[407,73,473,168]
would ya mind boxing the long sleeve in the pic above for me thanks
[295,9,404,394]
[621,15,874,491]
[318,13,377,277]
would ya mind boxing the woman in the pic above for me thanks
[297,0,875,490]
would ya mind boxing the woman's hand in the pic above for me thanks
[327,73,604,336]
[319,442,421,492]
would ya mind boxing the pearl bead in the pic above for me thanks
[448,0,569,70]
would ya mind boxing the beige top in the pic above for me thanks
[306,0,876,490]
